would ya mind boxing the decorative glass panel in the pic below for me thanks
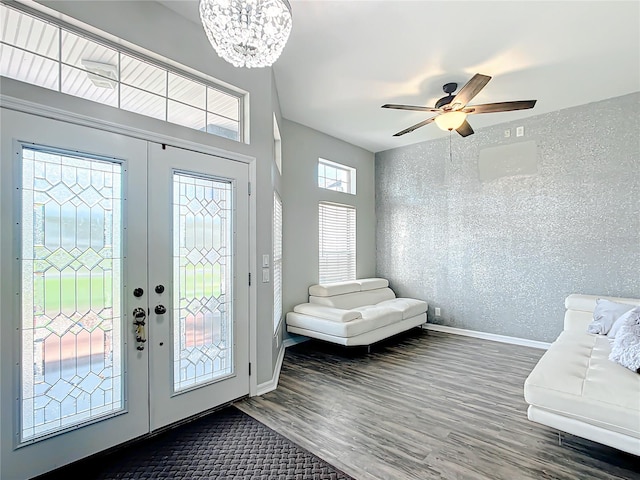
[21,146,123,442]
[173,172,233,392]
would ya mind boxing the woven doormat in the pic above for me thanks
[36,407,354,479]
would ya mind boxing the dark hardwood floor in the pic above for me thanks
[236,329,640,480]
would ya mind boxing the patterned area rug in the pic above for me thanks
[36,407,354,479]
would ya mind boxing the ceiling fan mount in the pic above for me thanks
[435,82,461,109]
[381,73,537,138]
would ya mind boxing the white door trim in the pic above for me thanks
[0,92,255,165]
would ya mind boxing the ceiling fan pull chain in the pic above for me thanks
[449,131,453,164]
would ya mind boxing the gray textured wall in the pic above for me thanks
[375,93,640,343]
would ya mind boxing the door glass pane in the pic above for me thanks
[173,172,233,392]
[21,146,123,442]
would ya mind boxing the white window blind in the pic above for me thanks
[318,202,356,284]
[273,193,283,332]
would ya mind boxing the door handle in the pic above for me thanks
[133,307,147,350]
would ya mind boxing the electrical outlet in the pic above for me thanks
[516,126,524,137]
[435,307,441,317]
[504,129,511,138]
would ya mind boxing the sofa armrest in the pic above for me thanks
[563,310,593,332]
[293,303,362,322]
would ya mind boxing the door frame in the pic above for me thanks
[0,93,259,477]
[0,93,259,399]
[146,143,251,431]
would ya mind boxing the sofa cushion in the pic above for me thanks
[524,330,640,439]
[308,280,361,297]
[356,278,389,291]
[286,306,402,338]
[310,288,396,310]
[352,305,402,323]
[588,299,636,335]
[376,298,427,319]
[293,303,361,322]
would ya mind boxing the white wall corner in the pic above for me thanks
[255,336,309,396]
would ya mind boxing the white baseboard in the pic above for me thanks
[256,345,285,396]
[256,325,548,396]
[255,336,310,396]
[423,323,551,350]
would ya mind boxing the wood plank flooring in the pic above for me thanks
[236,329,640,480]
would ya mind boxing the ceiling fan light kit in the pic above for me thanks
[434,111,467,131]
[382,73,537,138]
[199,0,292,68]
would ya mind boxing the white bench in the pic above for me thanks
[286,278,427,346]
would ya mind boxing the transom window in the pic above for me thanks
[318,158,356,194]
[0,4,244,142]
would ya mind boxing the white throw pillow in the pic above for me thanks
[608,306,640,339]
[587,299,635,335]
[609,308,640,373]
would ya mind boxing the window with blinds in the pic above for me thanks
[273,193,283,333]
[318,202,356,284]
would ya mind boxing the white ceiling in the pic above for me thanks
[160,1,639,153]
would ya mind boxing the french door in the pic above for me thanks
[0,109,250,479]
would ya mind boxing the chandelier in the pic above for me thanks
[199,0,293,68]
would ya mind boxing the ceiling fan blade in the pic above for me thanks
[393,116,438,136]
[463,100,537,114]
[451,73,491,108]
[382,104,440,112]
[456,120,474,137]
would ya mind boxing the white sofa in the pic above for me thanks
[524,293,640,455]
[286,278,427,346]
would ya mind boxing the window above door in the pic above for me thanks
[0,3,245,142]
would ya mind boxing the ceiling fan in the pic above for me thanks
[382,73,537,137]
